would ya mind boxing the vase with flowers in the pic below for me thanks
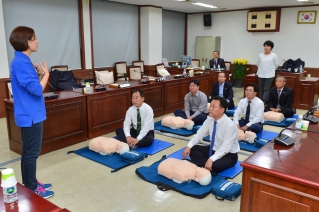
[233,58,249,87]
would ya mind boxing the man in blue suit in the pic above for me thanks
[210,72,235,109]
[209,51,226,69]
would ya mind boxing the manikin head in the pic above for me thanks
[195,167,212,186]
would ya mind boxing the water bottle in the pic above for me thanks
[218,64,221,71]
[213,64,216,70]
[295,115,303,132]
[300,65,303,72]
[183,69,186,75]
[3,185,18,203]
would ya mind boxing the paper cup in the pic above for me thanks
[301,120,309,131]
[1,168,17,188]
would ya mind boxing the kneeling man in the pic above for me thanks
[182,96,239,175]
[116,89,154,149]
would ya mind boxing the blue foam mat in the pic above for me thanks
[256,130,278,140]
[154,121,197,136]
[113,137,174,155]
[264,114,298,127]
[225,106,237,117]
[136,157,226,199]
[238,142,260,152]
[167,148,242,179]
[68,147,138,172]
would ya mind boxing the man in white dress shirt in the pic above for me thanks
[182,96,239,175]
[116,89,154,149]
[233,84,264,134]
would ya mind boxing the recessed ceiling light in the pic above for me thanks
[297,0,309,2]
[191,2,218,8]
[173,0,187,2]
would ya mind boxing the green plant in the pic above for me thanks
[233,58,248,79]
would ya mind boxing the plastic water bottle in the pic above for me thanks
[300,65,303,72]
[295,115,303,132]
[2,185,18,203]
[213,64,216,70]
[183,69,186,75]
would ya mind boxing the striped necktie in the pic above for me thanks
[209,121,217,157]
[137,109,141,136]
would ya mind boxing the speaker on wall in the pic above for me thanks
[203,14,211,26]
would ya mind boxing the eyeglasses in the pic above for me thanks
[245,89,254,92]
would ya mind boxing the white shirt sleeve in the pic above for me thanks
[123,108,133,138]
[187,118,210,149]
[233,99,244,125]
[246,98,264,126]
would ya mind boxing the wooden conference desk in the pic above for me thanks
[244,71,319,110]
[240,129,319,212]
[5,72,222,154]
[0,173,70,212]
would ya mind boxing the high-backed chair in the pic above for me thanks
[132,61,144,76]
[224,61,231,71]
[94,69,114,85]
[129,66,142,80]
[51,65,68,71]
[115,62,128,81]
[191,59,200,67]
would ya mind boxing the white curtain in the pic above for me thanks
[3,0,81,70]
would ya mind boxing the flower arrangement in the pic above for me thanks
[233,58,249,79]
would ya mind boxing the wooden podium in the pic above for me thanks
[244,71,319,109]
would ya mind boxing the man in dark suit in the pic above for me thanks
[265,75,294,118]
[210,72,235,109]
[209,51,226,69]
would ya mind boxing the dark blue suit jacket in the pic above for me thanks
[268,86,294,110]
[209,58,226,69]
[211,81,234,109]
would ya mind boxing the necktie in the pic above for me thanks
[137,109,141,136]
[244,101,251,125]
[215,59,217,66]
[277,89,281,98]
[208,121,217,157]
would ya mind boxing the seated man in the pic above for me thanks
[116,89,154,149]
[265,75,294,118]
[210,72,234,109]
[182,96,239,175]
[174,79,208,126]
[233,84,264,134]
[209,50,226,69]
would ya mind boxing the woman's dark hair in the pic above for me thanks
[9,26,35,51]
[213,96,228,112]
[245,84,259,93]
[263,40,274,50]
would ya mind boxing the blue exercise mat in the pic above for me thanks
[154,121,198,136]
[264,114,298,127]
[167,148,242,179]
[256,130,278,140]
[225,106,237,117]
[136,157,227,199]
[113,137,174,155]
[238,141,260,152]
[68,147,147,173]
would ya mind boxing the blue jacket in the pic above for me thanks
[10,51,46,127]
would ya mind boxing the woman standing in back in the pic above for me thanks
[256,40,279,105]
[9,26,54,198]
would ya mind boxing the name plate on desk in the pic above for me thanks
[109,83,131,88]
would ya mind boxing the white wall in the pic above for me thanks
[188,6,319,67]
[82,0,92,69]
[0,0,9,78]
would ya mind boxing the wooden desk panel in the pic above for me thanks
[5,90,87,155]
[87,88,131,139]
[240,130,319,212]
[164,78,189,114]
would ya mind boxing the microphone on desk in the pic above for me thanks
[133,69,150,84]
[89,72,106,91]
[44,82,59,99]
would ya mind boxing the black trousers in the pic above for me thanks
[115,128,154,147]
[265,107,294,118]
[189,145,238,173]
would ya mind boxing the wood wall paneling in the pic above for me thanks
[164,78,189,114]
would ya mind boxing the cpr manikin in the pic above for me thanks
[89,137,130,155]
[161,116,194,130]
[237,129,257,144]
[158,158,212,186]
